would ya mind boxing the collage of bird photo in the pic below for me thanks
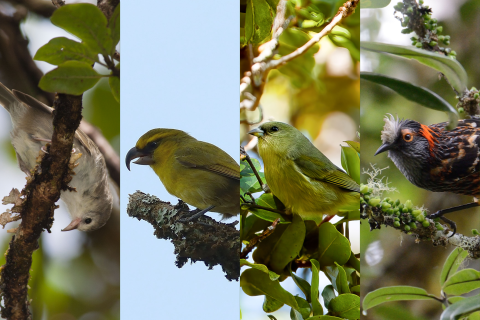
[0,0,479,320]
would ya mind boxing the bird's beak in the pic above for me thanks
[375,142,393,156]
[62,217,82,232]
[125,147,154,171]
[248,127,264,137]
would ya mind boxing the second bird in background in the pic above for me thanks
[125,128,240,220]
[249,121,360,223]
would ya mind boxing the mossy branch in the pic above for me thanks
[360,166,480,259]
[127,191,240,281]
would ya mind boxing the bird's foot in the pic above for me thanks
[178,205,215,223]
[426,212,457,238]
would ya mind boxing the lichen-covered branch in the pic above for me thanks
[0,94,83,320]
[360,195,480,259]
[127,191,240,281]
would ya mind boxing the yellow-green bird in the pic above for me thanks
[249,122,359,222]
[125,129,239,220]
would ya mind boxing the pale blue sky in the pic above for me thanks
[120,1,239,319]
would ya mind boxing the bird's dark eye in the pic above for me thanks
[148,141,158,148]
[85,218,92,224]
[403,133,413,142]
[271,126,279,132]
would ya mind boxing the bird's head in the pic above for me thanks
[375,114,434,169]
[248,122,304,155]
[62,183,113,232]
[125,128,191,170]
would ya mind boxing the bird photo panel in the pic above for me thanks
[360,1,480,319]
[0,1,120,319]
[240,1,361,319]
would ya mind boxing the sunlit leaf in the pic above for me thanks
[34,37,98,65]
[363,286,438,311]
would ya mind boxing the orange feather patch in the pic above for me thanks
[419,124,438,156]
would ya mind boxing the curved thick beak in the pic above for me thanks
[62,217,82,232]
[125,147,154,171]
[375,143,393,156]
[248,127,264,137]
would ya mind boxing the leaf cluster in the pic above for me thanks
[363,248,480,320]
[34,3,120,100]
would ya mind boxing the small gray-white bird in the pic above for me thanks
[0,82,112,232]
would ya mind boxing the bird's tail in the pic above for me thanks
[0,82,18,113]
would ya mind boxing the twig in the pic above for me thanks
[240,218,280,259]
[127,191,240,281]
[240,0,359,113]
[240,146,265,190]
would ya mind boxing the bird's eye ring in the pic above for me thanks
[85,218,92,224]
[271,126,279,132]
[403,133,413,142]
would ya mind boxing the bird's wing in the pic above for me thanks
[294,155,359,192]
[175,144,240,181]
[12,90,93,155]
[0,83,17,111]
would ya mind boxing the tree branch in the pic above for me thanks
[127,191,240,281]
[360,197,480,259]
[0,94,83,320]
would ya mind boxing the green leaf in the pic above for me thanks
[253,214,305,274]
[341,145,360,184]
[109,74,120,102]
[240,259,281,281]
[344,141,360,153]
[440,248,469,286]
[295,296,312,319]
[351,285,360,293]
[347,251,360,273]
[241,174,263,194]
[264,295,285,313]
[440,295,480,320]
[360,0,391,9]
[306,316,343,320]
[291,307,305,320]
[328,294,360,319]
[241,268,300,311]
[51,3,112,55]
[321,285,336,308]
[268,316,278,320]
[34,37,98,65]
[248,193,289,223]
[245,0,274,45]
[361,41,468,92]
[443,269,480,295]
[334,262,350,294]
[361,72,458,129]
[39,61,102,95]
[108,4,120,53]
[311,259,324,316]
[363,286,438,311]
[241,158,262,176]
[289,263,312,302]
[313,222,351,267]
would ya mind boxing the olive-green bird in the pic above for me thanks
[249,122,359,222]
[125,129,239,220]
